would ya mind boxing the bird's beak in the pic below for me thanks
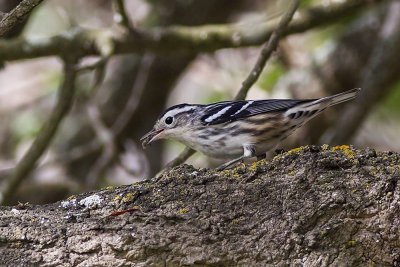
[140,129,164,149]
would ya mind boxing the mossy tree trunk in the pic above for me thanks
[0,145,399,266]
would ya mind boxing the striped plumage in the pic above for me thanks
[141,88,361,169]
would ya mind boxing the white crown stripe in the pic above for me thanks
[204,105,232,123]
[165,106,196,118]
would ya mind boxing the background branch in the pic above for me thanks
[0,57,78,205]
[322,2,400,145]
[0,0,386,61]
[0,0,44,37]
[86,53,155,187]
[113,0,131,29]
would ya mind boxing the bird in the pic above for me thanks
[141,88,361,170]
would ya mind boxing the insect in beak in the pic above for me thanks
[140,129,164,149]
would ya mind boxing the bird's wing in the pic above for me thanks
[200,99,312,125]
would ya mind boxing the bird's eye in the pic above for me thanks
[165,116,173,125]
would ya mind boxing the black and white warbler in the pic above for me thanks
[141,88,361,170]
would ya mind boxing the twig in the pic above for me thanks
[25,55,154,185]
[86,54,154,188]
[165,147,195,169]
[0,0,386,61]
[165,0,301,169]
[85,60,114,187]
[112,54,155,135]
[87,103,113,145]
[1,57,78,205]
[117,139,150,179]
[39,139,101,169]
[0,0,44,37]
[77,57,109,74]
[235,0,300,101]
[113,0,131,29]
[21,57,110,176]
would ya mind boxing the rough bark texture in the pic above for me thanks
[0,145,399,266]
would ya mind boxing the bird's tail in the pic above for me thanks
[284,88,361,120]
[309,88,361,107]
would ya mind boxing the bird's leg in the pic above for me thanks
[215,156,244,171]
[215,145,255,171]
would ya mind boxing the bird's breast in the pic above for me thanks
[176,127,245,159]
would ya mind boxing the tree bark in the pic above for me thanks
[1,145,399,266]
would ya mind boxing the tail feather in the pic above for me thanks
[311,88,361,107]
[284,88,361,119]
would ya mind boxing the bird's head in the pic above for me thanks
[140,104,198,148]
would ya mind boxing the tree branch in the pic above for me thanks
[0,57,78,205]
[0,0,44,37]
[0,146,399,265]
[0,0,385,61]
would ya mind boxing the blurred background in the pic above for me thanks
[0,0,399,205]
